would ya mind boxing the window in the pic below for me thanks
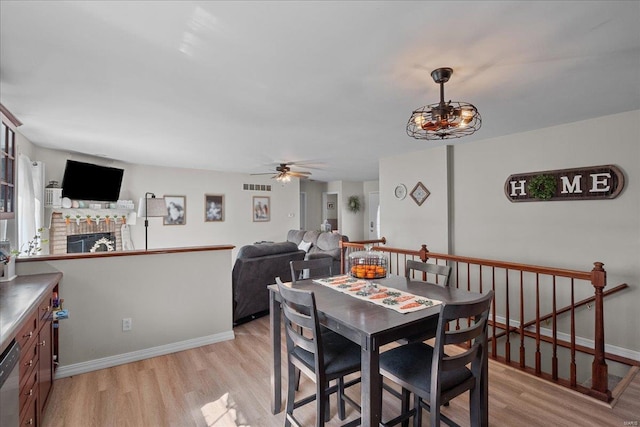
[0,117,16,219]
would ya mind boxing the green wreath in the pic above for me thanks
[528,174,556,200]
[347,195,360,213]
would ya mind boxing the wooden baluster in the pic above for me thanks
[491,267,497,357]
[590,262,611,401]
[479,264,483,293]
[570,278,576,387]
[505,269,511,363]
[535,273,541,374]
[519,271,525,368]
[552,276,558,380]
[419,244,428,262]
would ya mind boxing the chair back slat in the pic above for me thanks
[405,259,451,286]
[444,318,485,345]
[442,345,480,371]
[291,258,333,283]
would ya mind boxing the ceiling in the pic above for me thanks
[1,1,639,182]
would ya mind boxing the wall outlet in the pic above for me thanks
[122,317,132,331]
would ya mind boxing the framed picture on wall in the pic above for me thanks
[253,196,270,222]
[205,194,224,222]
[327,202,335,210]
[163,195,186,225]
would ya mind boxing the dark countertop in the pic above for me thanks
[0,272,63,353]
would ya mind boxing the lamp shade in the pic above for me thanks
[137,197,167,218]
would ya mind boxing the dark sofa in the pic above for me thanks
[232,230,348,324]
[232,241,305,324]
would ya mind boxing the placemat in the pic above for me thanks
[313,275,442,314]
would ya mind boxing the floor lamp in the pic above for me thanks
[137,192,166,250]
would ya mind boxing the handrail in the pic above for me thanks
[338,240,630,402]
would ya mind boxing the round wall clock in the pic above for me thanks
[394,184,407,200]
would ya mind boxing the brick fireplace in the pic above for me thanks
[49,212,124,254]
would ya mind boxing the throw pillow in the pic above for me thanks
[298,240,312,253]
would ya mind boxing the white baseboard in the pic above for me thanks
[55,330,235,379]
[492,314,640,363]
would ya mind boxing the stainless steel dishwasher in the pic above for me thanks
[0,339,20,426]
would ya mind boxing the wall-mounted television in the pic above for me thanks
[61,160,124,202]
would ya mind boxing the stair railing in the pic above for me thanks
[340,240,631,402]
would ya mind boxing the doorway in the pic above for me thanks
[322,192,339,232]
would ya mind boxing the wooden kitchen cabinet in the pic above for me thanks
[17,284,58,427]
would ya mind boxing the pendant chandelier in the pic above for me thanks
[406,67,481,140]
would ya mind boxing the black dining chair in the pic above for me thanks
[399,260,452,346]
[405,259,451,287]
[379,290,494,427]
[275,277,361,427]
[290,257,333,283]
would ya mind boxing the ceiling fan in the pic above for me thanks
[251,163,312,182]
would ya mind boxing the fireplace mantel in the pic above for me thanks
[46,208,137,228]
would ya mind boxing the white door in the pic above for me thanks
[368,191,380,239]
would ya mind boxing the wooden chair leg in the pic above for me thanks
[401,388,410,427]
[469,383,481,427]
[285,363,297,427]
[337,377,346,420]
[413,394,421,427]
[318,381,328,426]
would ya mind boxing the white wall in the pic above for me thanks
[340,181,365,241]
[32,147,300,258]
[380,145,449,252]
[453,110,639,352]
[378,111,640,354]
[17,248,233,374]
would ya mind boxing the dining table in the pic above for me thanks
[268,274,488,427]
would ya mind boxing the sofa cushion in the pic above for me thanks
[309,232,343,261]
[237,241,299,259]
[303,230,321,245]
[287,229,306,245]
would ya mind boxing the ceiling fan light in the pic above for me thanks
[407,67,481,140]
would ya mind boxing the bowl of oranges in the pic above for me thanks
[348,250,388,279]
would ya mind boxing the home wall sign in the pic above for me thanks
[505,165,625,202]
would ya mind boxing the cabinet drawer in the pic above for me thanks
[38,297,53,322]
[19,339,38,388]
[19,364,38,416]
[17,311,39,350]
[19,386,38,426]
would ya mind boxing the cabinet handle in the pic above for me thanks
[25,388,33,396]
[25,418,34,425]
[42,305,51,312]
[25,359,33,367]
[38,340,46,347]
[23,331,33,339]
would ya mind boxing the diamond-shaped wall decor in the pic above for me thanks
[410,182,430,206]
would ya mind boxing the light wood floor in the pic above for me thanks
[43,316,639,426]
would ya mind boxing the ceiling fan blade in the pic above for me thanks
[250,173,276,176]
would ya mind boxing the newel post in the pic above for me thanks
[590,261,612,401]
[419,244,429,262]
[339,240,346,274]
